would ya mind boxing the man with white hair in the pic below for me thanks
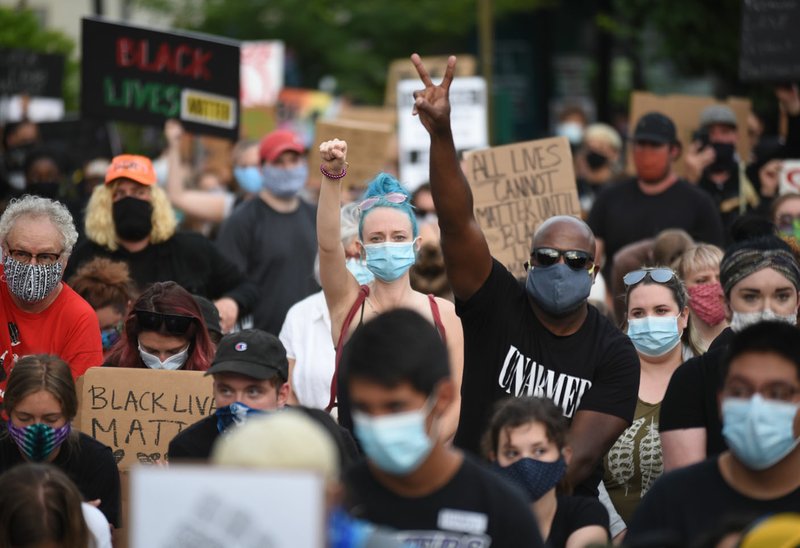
[0,195,103,394]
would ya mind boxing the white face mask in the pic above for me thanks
[138,342,190,370]
[730,309,797,332]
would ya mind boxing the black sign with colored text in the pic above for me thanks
[81,17,240,139]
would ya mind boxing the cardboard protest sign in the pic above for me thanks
[740,0,800,82]
[627,92,752,177]
[464,136,581,278]
[385,54,477,108]
[81,17,240,140]
[398,76,489,191]
[241,41,284,108]
[130,466,325,548]
[74,367,214,470]
[316,119,393,189]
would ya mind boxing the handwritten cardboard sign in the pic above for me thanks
[81,17,240,139]
[130,466,324,548]
[627,92,752,177]
[464,136,581,278]
[74,367,215,470]
[316,118,393,190]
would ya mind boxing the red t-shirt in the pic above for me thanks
[0,265,103,395]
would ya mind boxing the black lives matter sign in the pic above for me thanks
[81,17,240,139]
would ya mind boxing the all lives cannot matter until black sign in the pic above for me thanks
[81,17,240,140]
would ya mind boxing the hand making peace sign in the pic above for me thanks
[410,53,457,136]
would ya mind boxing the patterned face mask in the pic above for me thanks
[7,421,71,461]
[3,255,63,303]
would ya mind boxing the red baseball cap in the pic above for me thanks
[105,154,157,186]
[259,129,305,164]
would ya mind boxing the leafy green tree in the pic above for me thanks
[0,7,79,110]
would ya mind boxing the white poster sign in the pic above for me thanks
[240,41,284,107]
[130,466,325,548]
[397,76,488,192]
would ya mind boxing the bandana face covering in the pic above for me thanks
[687,282,726,326]
[215,401,264,433]
[3,255,62,303]
[7,422,71,462]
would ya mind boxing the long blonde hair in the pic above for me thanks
[84,182,177,251]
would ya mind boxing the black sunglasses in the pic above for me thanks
[623,268,676,287]
[134,310,194,335]
[525,247,595,272]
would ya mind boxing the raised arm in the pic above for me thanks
[411,54,492,301]
[317,139,360,341]
[164,120,232,223]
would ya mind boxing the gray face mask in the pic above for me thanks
[3,256,62,303]
[525,263,592,316]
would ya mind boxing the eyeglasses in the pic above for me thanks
[722,381,800,403]
[524,247,595,272]
[134,310,194,335]
[6,249,62,266]
[623,268,676,287]
[359,192,408,211]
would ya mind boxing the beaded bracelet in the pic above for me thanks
[320,162,347,180]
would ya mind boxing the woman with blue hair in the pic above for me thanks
[317,139,463,441]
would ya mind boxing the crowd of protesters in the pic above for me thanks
[0,50,798,547]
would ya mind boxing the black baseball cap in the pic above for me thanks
[192,295,222,337]
[205,329,289,381]
[633,112,678,144]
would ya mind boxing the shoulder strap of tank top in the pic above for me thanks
[428,294,447,344]
[326,285,370,413]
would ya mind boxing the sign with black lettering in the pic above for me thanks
[464,136,581,278]
[81,17,240,139]
[740,0,800,82]
[0,49,65,98]
[74,367,215,470]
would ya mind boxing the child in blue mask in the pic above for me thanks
[484,396,609,548]
[602,267,689,526]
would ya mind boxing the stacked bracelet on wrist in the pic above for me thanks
[320,162,347,180]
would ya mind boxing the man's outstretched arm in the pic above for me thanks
[411,53,493,301]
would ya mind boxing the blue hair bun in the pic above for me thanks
[358,172,418,239]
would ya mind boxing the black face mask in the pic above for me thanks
[4,143,36,171]
[585,150,609,170]
[27,181,61,200]
[112,196,153,241]
[707,142,737,174]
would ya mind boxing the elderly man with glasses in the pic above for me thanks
[0,195,103,394]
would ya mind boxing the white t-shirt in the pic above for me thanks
[279,291,335,409]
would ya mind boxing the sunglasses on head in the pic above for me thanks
[623,268,676,287]
[525,247,595,272]
[359,192,408,212]
[134,310,194,335]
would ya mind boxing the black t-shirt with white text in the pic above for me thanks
[454,259,640,485]
[627,457,800,545]
[345,455,544,548]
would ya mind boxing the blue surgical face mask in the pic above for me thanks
[215,401,265,433]
[364,240,417,283]
[491,456,567,502]
[346,258,375,285]
[261,163,308,198]
[722,395,800,470]
[352,400,434,475]
[627,315,682,357]
[525,263,592,316]
[234,166,263,194]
